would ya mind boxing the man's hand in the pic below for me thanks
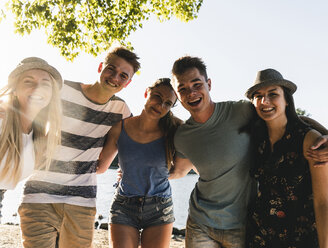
[306,135,328,166]
[112,167,122,188]
[116,168,122,182]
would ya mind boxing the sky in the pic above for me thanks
[0,0,327,126]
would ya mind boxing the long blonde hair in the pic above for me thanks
[0,72,61,186]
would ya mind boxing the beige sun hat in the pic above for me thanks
[245,68,297,99]
[8,57,63,89]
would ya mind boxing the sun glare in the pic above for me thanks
[45,121,50,135]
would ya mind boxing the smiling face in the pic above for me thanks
[173,67,212,117]
[252,85,288,123]
[99,54,134,94]
[15,69,53,117]
[144,85,177,120]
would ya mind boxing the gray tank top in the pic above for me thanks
[117,121,171,197]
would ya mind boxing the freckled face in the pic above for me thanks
[144,85,177,119]
[173,68,211,115]
[99,54,134,94]
[15,69,53,116]
[252,85,287,123]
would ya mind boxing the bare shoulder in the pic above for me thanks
[122,116,139,132]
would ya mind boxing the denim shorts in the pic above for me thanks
[109,194,175,230]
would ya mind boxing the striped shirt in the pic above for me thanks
[22,80,131,207]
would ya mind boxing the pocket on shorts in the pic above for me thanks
[113,194,127,204]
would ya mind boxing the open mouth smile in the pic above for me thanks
[188,97,202,107]
[105,80,119,88]
[261,107,274,113]
[29,95,44,101]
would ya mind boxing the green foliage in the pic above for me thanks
[296,108,310,117]
[2,0,203,61]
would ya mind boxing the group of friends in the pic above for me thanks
[0,47,328,248]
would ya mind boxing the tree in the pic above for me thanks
[1,0,203,61]
[296,108,310,117]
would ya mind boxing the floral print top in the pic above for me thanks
[246,120,318,248]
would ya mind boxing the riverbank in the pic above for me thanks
[0,224,185,248]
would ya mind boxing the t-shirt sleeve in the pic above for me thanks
[174,128,186,158]
[235,100,255,123]
[175,150,186,159]
[122,102,132,119]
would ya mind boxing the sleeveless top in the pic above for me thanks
[247,120,318,247]
[117,120,171,197]
[0,119,35,190]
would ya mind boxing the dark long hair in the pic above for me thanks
[148,78,183,170]
[242,86,308,173]
[242,86,305,134]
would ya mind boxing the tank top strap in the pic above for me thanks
[120,119,128,138]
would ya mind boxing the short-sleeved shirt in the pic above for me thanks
[174,100,255,229]
[22,80,131,207]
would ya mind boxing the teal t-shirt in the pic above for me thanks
[174,100,255,229]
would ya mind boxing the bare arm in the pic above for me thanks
[97,121,121,174]
[169,156,197,180]
[300,116,328,135]
[304,130,328,247]
[300,116,328,166]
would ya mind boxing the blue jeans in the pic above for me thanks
[109,194,175,230]
[185,216,245,248]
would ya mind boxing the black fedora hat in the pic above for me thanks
[245,68,297,99]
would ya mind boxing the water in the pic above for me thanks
[2,169,198,229]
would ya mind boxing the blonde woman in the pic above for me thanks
[0,57,62,221]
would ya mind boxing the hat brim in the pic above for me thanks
[8,62,63,89]
[245,79,297,99]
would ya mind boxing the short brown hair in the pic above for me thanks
[104,47,140,73]
[172,56,208,80]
